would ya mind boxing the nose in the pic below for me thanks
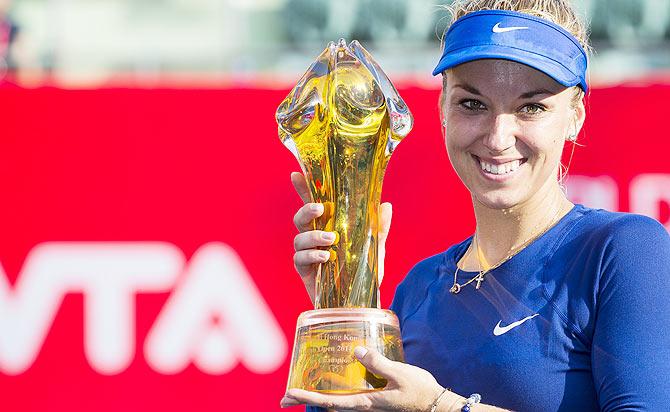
[483,113,517,153]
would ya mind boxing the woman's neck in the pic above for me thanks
[460,180,573,271]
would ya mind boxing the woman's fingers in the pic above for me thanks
[378,202,392,285]
[294,203,324,232]
[294,230,337,251]
[281,389,374,411]
[353,346,400,382]
[293,249,331,270]
[280,349,401,409]
[378,202,393,244]
[279,396,300,407]
[291,172,312,204]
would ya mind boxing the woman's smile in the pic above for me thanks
[472,154,528,182]
[442,59,583,209]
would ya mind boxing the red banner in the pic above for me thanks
[0,85,668,411]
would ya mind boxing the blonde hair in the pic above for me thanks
[442,0,591,53]
[438,0,589,190]
[438,0,591,106]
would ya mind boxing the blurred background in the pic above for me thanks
[0,1,669,411]
[3,0,670,87]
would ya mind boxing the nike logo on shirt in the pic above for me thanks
[492,22,529,33]
[493,313,539,336]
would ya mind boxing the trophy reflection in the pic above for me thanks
[277,39,412,393]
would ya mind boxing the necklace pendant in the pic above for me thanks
[475,275,484,290]
[450,284,461,294]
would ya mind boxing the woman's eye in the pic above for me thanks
[520,104,546,115]
[460,99,486,111]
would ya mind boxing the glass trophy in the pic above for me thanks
[277,39,412,393]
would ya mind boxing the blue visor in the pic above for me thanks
[432,10,588,91]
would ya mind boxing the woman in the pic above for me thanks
[281,1,670,410]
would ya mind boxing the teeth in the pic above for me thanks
[479,159,521,175]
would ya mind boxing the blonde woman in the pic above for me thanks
[281,1,670,410]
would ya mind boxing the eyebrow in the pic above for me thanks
[453,84,555,99]
[519,89,554,99]
[453,83,482,95]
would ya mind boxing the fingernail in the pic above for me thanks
[310,203,323,213]
[321,232,336,241]
[318,251,331,261]
[354,346,368,359]
[280,397,299,408]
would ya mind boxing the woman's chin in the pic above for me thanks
[473,191,525,211]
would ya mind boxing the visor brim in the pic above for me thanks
[432,45,586,91]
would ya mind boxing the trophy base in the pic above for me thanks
[286,308,404,394]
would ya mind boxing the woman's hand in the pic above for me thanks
[291,172,393,304]
[280,346,453,411]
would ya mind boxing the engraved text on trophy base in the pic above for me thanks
[288,321,403,393]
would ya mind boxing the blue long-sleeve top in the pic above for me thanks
[390,204,670,411]
[306,205,670,411]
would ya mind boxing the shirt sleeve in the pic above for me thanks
[591,215,670,411]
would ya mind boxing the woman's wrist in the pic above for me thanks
[441,392,486,412]
[431,389,465,412]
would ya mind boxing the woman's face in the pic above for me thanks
[442,59,584,210]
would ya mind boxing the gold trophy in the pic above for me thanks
[277,39,412,393]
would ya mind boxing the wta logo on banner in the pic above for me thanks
[0,242,287,376]
[568,173,670,229]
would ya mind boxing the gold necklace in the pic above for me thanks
[449,204,568,294]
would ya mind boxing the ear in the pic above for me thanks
[438,88,447,119]
[439,87,448,140]
[572,93,586,136]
